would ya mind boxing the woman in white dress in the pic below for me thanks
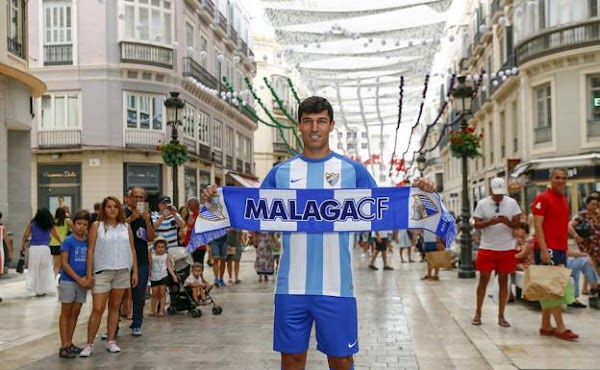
[395,230,414,263]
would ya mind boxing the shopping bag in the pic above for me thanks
[16,251,26,274]
[539,280,575,308]
[426,250,453,269]
[522,265,571,301]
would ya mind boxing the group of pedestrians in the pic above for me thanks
[470,169,600,341]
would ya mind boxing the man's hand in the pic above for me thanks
[412,178,436,193]
[202,184,218,202]
[540,248,551,264]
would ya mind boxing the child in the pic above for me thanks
[185,262,212,305]
[272,232,281,273]
[149,236,177,316]
[57,209,92,358]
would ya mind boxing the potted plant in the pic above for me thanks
[159,141,189,167]
[449,127,482,158]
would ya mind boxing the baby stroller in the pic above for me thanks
[166,247,223,318]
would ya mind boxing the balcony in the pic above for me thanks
[490,0,501,20]
[38,130,81,149]
[218,13,227,34]
[7,37,25,59]
[125,129,165,149]
[241,106,258,123]
[244,162,251,175]
[273,142,288,153]
[235,159,243,173]
[534,126,552,144]
[182,57,218,89]
[199,143,211,161]
[587,120,600,137]
[182,136,197,154]
[44,44,73,66]
[489,53,517,97]
[226,155,233,169]
[212,150,223,164]
[516,19,600,65]
[198,0,214,22]
[239,40,248,57]
[119,41,173,69]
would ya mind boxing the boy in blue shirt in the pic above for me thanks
[58,209,93,358]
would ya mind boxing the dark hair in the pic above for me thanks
[0,211,3,220]
[93,202,101,211]
[516,221,529,234]
[72,209,91,223]
[32,208,55,230]
[586,196,598,205]
[589,191,600,199]
[54,207,67,226]
[98,196,127,224]
[297,96,334,122]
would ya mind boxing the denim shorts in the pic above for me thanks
[209,236,228,259]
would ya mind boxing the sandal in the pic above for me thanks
[554,329,579,341]
[157,311,165,317]
[498,318,511,327]
[539,327,555,336]
[471,316,482,326]
[420,275,431,280]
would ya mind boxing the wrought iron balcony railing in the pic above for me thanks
[119,41,173,69]
[516,19,600,65]
[44,44,73,66]
[182,57,218,90]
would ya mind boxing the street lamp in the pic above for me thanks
[451,76,476,279]
[416,152,426,177]
[164,91,186,207]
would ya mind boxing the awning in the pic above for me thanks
[228,172,262,188]
[510,163,531,178]
[511,153,600,177]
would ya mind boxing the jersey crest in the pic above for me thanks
[325,172,340,186]
[411,194,439,220]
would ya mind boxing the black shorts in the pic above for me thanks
[375,238,388,251]
[50,245,61,256]
[150,277,168,287]
[534,249,567,266]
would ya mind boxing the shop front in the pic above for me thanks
[124,163,162,210]
[38,164,81,214]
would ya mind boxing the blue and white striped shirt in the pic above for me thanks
[261,152,376,297]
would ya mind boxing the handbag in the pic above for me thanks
[16,251,26,274]
[522,265,571,301]
[425,250,453,269]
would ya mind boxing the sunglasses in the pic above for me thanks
[495,202,500,214]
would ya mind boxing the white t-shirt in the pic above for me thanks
[473,196,522,251]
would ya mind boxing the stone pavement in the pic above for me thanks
[0,247,598,370]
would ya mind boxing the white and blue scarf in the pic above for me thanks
[188,187,456,250]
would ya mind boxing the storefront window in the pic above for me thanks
[38,164,81,213]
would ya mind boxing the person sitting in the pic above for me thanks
[184,262,212,305]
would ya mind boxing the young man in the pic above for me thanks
[204,96,435,370]
[531,168,578,340]
[471,177,522,327]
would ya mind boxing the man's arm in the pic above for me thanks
[473,216,499,230]
[533,214,551,263]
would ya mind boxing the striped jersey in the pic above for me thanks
[151,212,182,249]
[261,152,376,297]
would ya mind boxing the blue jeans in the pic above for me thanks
[567,257,598,298]
[130,263,149,329]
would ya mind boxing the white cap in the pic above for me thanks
[490,177,507,195]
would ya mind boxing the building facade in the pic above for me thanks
[1,0,46,259]
[438,0,600,215]
[28,0,257,212]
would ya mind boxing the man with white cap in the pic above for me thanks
[471,177,522,327]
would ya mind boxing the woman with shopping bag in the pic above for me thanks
[530,168,578,341]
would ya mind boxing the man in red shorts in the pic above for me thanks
[531,168,578,340]
[472,177,522,327]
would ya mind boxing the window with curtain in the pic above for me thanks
[40,92,81,130]
[8,0,26,58]
[124,92,163,130]
[183,104,196,138]
[122,0,172,45]
[198,110,210,145]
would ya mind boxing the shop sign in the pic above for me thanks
[38,165,81,184]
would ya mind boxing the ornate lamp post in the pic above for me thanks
[451,76,476,279]
[164,91,186,207]
[416,152,426,177]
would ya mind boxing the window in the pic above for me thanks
[361,142,368,149]
[183,104,196,138]
[213,120,223,150]
[225,126,234,157]
[199,35,208,68]
[125,92,163,130]
[44,1,72,45]
[533,83,552,143]
[347,143,356,150]
[512,101,518,153]
[361,132,367,139]
[122,0,172,45]
[235,132,243,158]
[7,0,26,58]
[215,50,223,77]
[185,21,194,52]
[198,110,210,145]
[499,111,506,159]
[588,74,600,122]
[40,92,81,129]
[244,137,252,161]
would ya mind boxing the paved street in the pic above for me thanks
[1,247,599,370]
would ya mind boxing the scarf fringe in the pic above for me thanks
[186,229,228,252]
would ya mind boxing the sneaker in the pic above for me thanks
[69,344,82,354]
[368,265,378,270]
[214,279,220,287]
[59,346,76,359]
[383,266,394,271]
[106,340,121,353]
[567,301,587,308]
[219,278,226,287]
[131,327,142,336]
[79,344,93,357]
